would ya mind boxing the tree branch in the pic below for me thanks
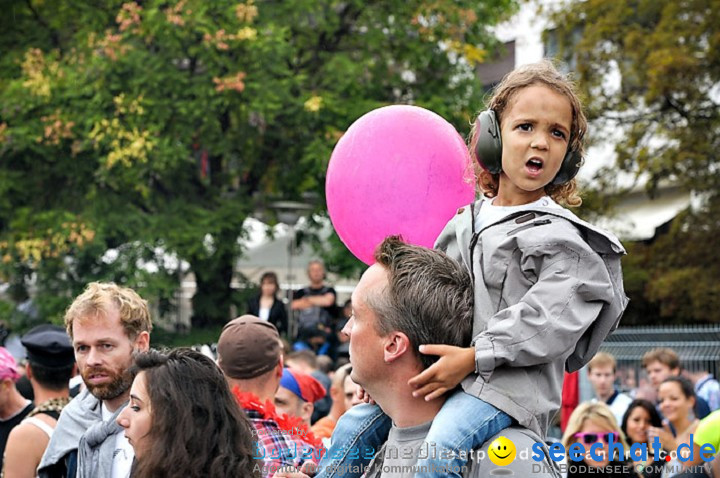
[663,95,690,120]
[24,0,61,51]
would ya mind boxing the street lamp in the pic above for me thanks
[267,200,314,340]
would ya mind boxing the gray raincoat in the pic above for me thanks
[435,198,629,437]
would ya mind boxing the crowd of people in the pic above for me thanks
[1,270,716,478]
[0,60,718,478]
[574,348,720,478]
[1,275,719,478]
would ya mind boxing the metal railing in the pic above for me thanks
[597,325,720,391]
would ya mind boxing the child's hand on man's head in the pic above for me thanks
[356,384,376,405]
[407,345,475,401]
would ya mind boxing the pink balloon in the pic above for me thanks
[326,105,476,265]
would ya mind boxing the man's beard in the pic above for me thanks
[81,365,134,401]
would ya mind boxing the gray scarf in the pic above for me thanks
[76,404,127,478]
[38,388,130,478]
[38,389,102,472]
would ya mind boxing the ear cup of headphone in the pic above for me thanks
[550,149,582,185]
[474,110,581,185]
[474,110,503,174]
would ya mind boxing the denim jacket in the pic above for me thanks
[435,198,628,437]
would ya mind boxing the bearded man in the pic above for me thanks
[39,282,151,478]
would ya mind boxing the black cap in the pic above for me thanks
[21,324,74,368]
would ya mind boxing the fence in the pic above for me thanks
[598,325,720,392]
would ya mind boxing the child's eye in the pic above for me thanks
[131,405,140,412]
[517,123,532,131]
[552,129,567,140]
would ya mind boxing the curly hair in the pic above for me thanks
[472,59,587,207]
[65,282,152,340]
[130,348,261,478]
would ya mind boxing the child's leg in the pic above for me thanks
[414,390,512,478]
[316,403,391,478]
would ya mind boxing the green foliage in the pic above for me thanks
[550,0,720,324]
[0,298,19,333]
[551,0,719,195]
[0,0,518,327]
[617,241,661,325]
[151,325,225,348]
[644,196,720,323]
[619,197,720,325]
[551,0,715,178]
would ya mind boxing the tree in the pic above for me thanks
[636,195,720,324]
[549,0,720,324]
[0,0,518,327]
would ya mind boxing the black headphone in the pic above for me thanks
[474,110,582,185]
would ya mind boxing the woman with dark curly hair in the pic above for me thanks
[116,348,261,478]
[621,399,665,478]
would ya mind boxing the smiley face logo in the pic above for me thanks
[488,436,516,466]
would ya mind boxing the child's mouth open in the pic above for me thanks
[526,158,544,175]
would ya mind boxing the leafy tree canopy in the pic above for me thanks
[550,0,720,324]
[0,0,517,328]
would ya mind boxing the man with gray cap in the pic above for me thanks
[4,324,75,477]
[217,315,322,478]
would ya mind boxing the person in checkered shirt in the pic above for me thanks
[217,315,323,478]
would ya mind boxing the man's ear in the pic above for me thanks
[383,332,411,363]
[301,402,314,423]
[134,330,150,352]
[269,359,284,395]
[276,355,285,378]
[329,384,341,401]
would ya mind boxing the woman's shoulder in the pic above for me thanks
[679,419,700,441]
